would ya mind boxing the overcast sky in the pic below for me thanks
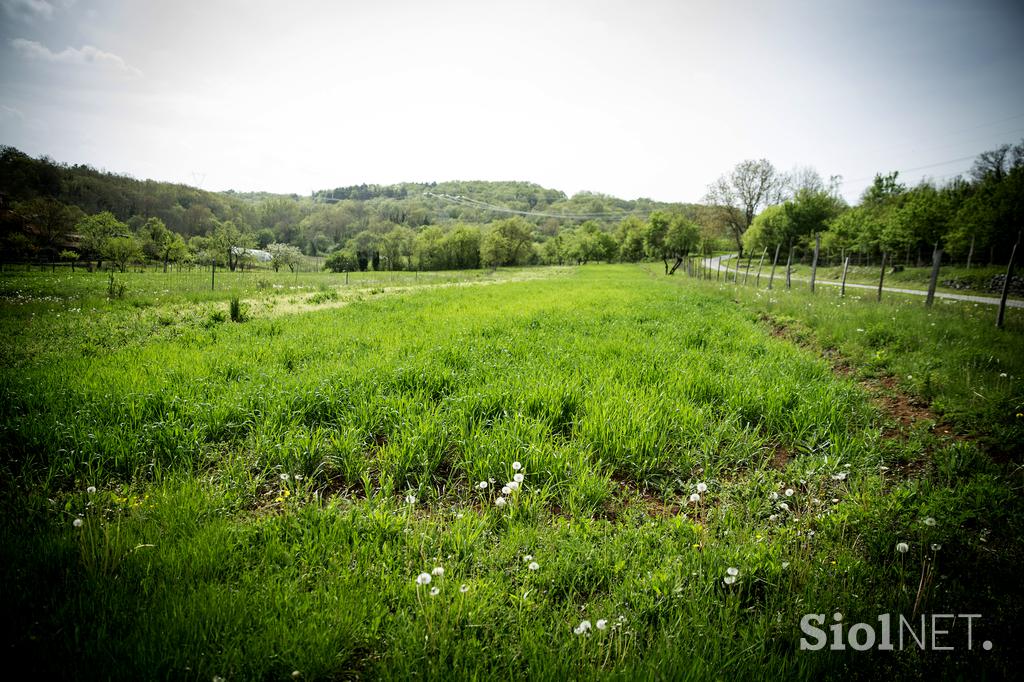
[2,0,1023,204]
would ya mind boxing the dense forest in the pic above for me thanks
[0,140,1021,273]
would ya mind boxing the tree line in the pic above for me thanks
[1,140,1020,273]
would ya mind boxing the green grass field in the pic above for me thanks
[2,264,1021,680]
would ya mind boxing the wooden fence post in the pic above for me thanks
[840,256,850,297]
[810,233,820,293]
[768,243,781,290]
[925,244,943,306]
[997,233,1020,328]
[877,252,886,302]
[785,245,794,289]
[754,246,768,287]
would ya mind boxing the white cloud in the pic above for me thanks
[11,39,142,77]
[1,0,55,21]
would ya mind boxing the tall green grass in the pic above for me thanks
[1,264,1020,679]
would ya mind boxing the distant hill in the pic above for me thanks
[0,145,698,263]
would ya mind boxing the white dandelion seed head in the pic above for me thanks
[292,671,301,679]
[432,566,445,576]
[501,486,511,495]
[416,572,432,585]
[999,372,1008,378]
[495,497,506,507]
[726,567,739,576]
[523,554,533,561]
[460,584,470,593]
[781,561,790,569]
[785,488,794,497]
[528,561,539,571]
[405,494,416,505]
[896,542,909,553]
[72,518,83,528]
[723,576,737,585]
[779,502,789,511]
[689,493,701,503]
[831,472,847,481]
[696,482,707,493]
[507,481,520,491]
[430,587,440,596]
[923,517,937,527]
[86,486,96,494]
[574,619,592,634]
[478,481,488,489]
[513,473,524,483]
[768,514,778,522]
[931,543,942,551]
[596,619,608,630]
[280,473,290,481]
[770,492,779,500]
[512,461,522,471]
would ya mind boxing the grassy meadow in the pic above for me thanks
[1,263,1022,680]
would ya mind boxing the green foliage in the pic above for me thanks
[102,236,143,272]
[645,210,700,273]
[229,296,245,322]
[324,248,357,273]
[106,272,127,299]
[77,211,127,264]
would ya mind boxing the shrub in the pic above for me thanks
[106,273,127,299]
[229,297,245,322]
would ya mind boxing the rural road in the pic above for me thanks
[704,255,1024,309]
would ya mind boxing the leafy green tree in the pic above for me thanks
[492,217,534,265]
[442,225,482,269]
[615,216,647,262]
[76,211,127,269]
[540,235,565,265]
[742,204,791,255]
[380,226,414,270]
[102,235,143,272]
[255,228,276,249]
[348,231,379,271]
[59,249,80,271]
[480,228,509,269]
[783,189,844,247]
[324,248,358,272]
[645,211,700,274]
[139,217,186,271]
[210,220,253,271]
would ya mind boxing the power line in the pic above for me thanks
[839,154,980,186]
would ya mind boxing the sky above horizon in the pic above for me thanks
[1,0,1023,205]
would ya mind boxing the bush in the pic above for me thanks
[229,297,245,322]
[324,249,357,273]
[106,273,127,299]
